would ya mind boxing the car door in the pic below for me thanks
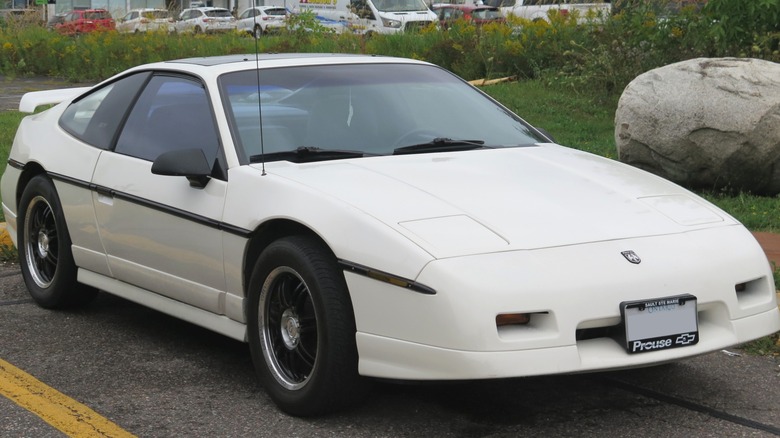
[91,73,228,313]
[176,9,192,32]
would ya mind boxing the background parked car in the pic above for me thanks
[431,4,505,28]
[117,8,173,33]
[56,9,115,35]
[46,12,67,31]
[175,7,236,33]
[236,6,287,38]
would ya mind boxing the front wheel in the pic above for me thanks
[17,175,97,308]
[247,236,369,416]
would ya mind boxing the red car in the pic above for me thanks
[56,9,115,34]
[431,4,505,28]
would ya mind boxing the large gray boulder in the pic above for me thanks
[615,58,780,195]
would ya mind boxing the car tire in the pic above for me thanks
[17,175,97,309]
[253,24,262,38]
[194,25,202,33]
[247,235,369,416]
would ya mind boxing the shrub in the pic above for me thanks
[0,5,778,90]
[704,0,780,60]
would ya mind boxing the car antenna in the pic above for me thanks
[252,4,266,176]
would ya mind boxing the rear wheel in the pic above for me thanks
[253,24,263,38]
[18,175,97,308]
[247,236,369,416]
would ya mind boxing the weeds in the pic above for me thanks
[3,0,777,90]
[0,243,17,264]
[740,332,780,357]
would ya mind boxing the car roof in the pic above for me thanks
[118,54,429,79]
[434,4,496,10]
[167,53,379,67]
[246,5,286,10]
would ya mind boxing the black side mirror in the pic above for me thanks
[151,148,212,188]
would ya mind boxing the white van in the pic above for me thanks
[275,0,437,34]
[485,0,611,23]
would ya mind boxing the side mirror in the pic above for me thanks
[151,148,212,188]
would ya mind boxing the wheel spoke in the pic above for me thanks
[262,267,320,388]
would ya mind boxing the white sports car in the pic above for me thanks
[2,54,778,416]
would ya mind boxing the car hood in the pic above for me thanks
[265,145,734,258]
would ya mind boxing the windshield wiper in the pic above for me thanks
[393,138,489,155]
[249,146,379,163]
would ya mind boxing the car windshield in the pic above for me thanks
[85,11,110,19]
[206,9,232,17]
[219,63,543,163]
[371,0,429,12]
[472,8,502,19]
[142,10,169,19]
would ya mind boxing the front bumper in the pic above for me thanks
[348,225,780,380]
[356,305,779,380]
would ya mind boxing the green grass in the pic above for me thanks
[482,81,619,159]
[740,332,780,358]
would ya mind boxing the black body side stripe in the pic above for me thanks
[47,171,252,238]
[339,260,436,295]
[40,170,429,294]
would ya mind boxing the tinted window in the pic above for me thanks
[59,72,150,150]
[143,10,169,19]
[115,74,219,163]
[85,11,110,20]
[473,8,501,18]
[206,9,232,17]
[219,64,543,162]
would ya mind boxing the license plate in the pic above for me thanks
[621,294,698,354]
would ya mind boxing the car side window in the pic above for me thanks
[114,74,220,165]
[59,72,151,150]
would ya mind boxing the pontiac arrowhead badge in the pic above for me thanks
[621,250,641,264]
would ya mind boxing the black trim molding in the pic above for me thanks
[46,171,252,238]
[7,159,24,170]
[338,260,436,295]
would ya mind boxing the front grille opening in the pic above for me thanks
[576,323,623,342]
[734,276,771,307]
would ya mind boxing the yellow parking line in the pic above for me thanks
[0,358,135,438]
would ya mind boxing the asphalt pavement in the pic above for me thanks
[1,259,779,437]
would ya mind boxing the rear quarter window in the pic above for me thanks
[59,72,151,150]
